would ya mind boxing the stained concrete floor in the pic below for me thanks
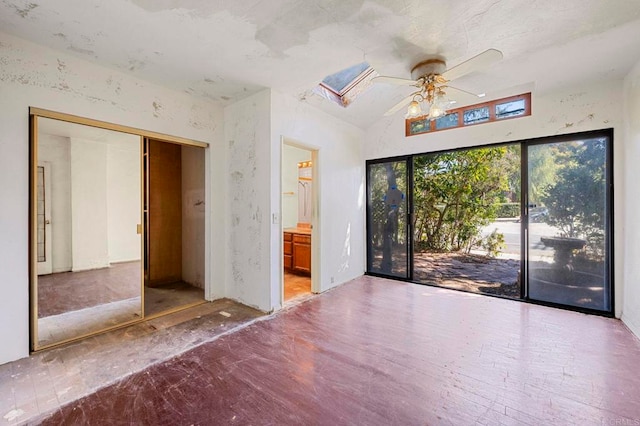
[0,299,264,425]
[144,281,205,317]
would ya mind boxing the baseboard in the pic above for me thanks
[621,313,640,341]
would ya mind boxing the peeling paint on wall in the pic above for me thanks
[559,92,587,103]
[188,104,216,131]
[80,34,94,45]
[128,58,145,72]
[68,45,96,57]
[152,100,162,117]
[0,30,224,364]
[104,76,122,95]
[226,95,267,304]
[10,2,38,18]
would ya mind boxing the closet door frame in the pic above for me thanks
[29,107,210,351]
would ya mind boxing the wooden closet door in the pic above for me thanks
[147,139,182,286]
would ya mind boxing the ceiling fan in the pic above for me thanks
[374,49,503,119]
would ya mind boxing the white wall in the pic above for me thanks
[107,140,141,263]
[271,90,366,308]
[0,31,223,365]
[364,80,626,318]
[282,144,312,229]
[223,89,365,312]
[182,145,206,289]
[622,60,640,338]
[224,90,272,310]
[38,134,72,273]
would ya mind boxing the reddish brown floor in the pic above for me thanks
[41,276,640,425]
[284,271,311,301]
[37,262,140,317]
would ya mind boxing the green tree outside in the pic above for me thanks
[413,146,513,253]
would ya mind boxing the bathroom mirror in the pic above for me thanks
[297,161,313,226]
[31,114,143,350]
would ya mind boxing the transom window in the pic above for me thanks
[406,93,531,136]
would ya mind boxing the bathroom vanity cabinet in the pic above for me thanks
[283,228,311,275]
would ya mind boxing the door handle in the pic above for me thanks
[45,219,50,224]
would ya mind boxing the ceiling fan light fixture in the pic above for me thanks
[427,92,449,119]
[428,103,446,119]
[375,49,504,119]
[405,99,423,118]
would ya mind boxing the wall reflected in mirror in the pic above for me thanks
[35,117,142,348]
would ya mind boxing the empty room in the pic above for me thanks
[1,1,640,424]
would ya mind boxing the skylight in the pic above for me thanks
[315,62,377,108]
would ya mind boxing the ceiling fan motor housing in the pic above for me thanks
[411,58,447,80]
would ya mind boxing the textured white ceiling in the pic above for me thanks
[2,0,640,128]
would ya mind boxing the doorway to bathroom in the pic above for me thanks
[281,142,316,304]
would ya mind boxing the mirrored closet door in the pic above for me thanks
[31,114,143,350]
[30,108,210,351]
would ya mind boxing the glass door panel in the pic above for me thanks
[366,159,410,279]
[412,145,522,297]
[527,136,610,312]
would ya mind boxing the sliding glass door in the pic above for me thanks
[366,129,613,315]
[526,134,611,311]
[412,145,522,297]
[366,158,410,279]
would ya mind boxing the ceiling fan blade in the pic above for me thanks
[446,86,486,107]
[384,92,420,116]
[442,48,503,82]
[447,85,486,98]
[373,76,420,86]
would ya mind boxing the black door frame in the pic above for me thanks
[365,155,413,281]
[365,128,614,317]
[522,129,614,315]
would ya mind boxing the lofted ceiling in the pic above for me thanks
[2,0,640,129]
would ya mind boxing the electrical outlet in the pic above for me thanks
[331,276,335,283]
